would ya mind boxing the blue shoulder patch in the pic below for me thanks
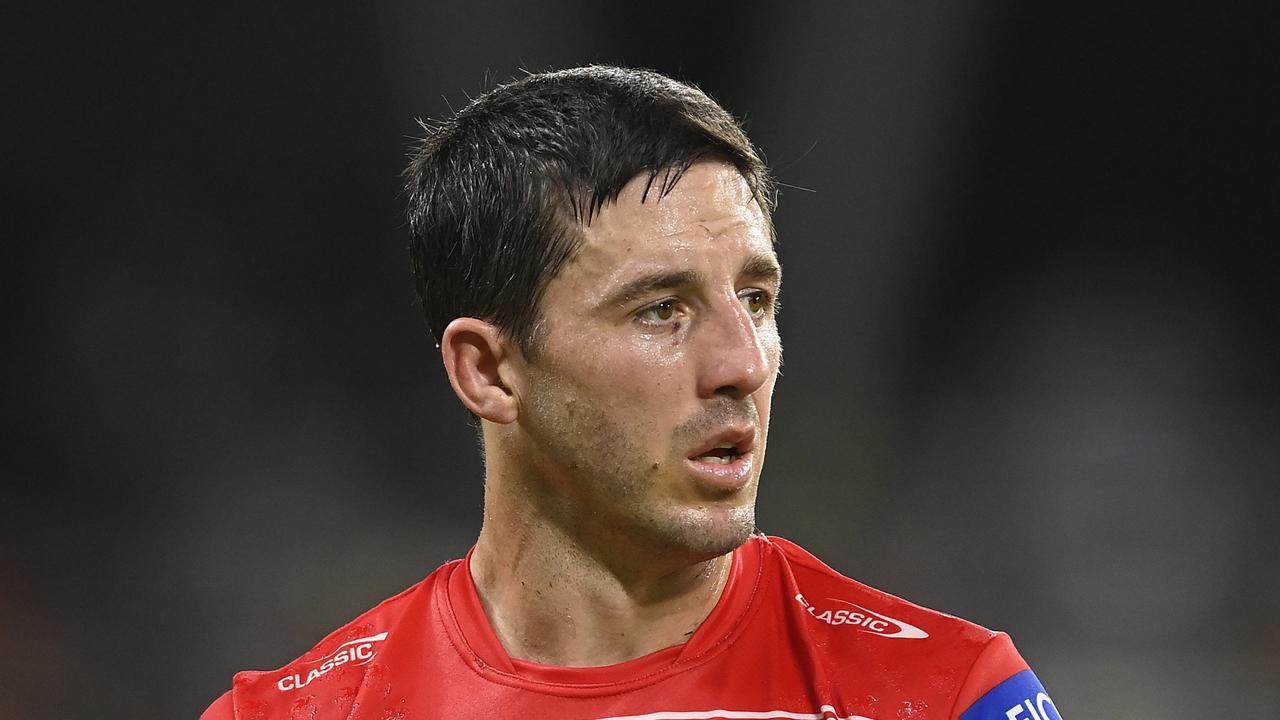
[959,669,1062,720]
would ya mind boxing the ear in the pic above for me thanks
[440,318,521,424]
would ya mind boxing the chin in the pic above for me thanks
[652,503,757,559]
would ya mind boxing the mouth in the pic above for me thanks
[685,427,757,491]
[688,426,755,463]
[695,449,743,464]
[690,444,748,464]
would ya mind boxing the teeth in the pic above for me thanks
[701,455,733,464]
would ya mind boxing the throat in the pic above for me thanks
[469,541,734,668]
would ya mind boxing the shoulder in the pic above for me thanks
[756,535,1043,715]
[200,558,463,720]
[760,534,996,648]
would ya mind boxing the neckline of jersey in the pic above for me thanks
[439,533,767,693]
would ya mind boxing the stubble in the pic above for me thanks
[521,365,759,561]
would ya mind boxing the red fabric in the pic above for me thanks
[202,535,1030,719]
[948,633,1031,717]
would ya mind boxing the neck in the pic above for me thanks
[469,443,734,667]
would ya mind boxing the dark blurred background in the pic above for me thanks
[4,2,1278,717]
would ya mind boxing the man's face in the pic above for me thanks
[515,160,781,561]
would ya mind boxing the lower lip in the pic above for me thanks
[684,451,755,493]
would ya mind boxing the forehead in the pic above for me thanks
[557,162,774,294]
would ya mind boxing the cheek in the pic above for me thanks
[595,364,689,407]
[572,355,689,438]
[541,319,694,422]
[762,324,783,362]
[574,331,689,385]
[757,329,783,411]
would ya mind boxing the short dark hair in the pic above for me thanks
[404,65,775,355]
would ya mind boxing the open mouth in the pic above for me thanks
[693,445,746,465]
[685,427,756,490]
[688,426,754,465]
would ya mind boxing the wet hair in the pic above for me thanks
[404,65,775,356]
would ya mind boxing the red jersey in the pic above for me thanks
[202,535,1062,719]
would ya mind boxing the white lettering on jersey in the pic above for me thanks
[276,631,388,692]
[795,593,929,639]
[1005,693,1059,720]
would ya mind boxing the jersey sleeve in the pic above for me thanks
[199,690,234,720]
[950,632,1064,720]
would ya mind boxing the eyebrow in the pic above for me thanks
[600,269,704,310]
[740,253,782,285]
[598,253,782,311]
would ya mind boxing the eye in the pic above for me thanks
[637,299,678,324]
[740,290,769,317]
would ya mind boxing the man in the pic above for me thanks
[202,65,1063,720]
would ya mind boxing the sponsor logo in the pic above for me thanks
[958,670,1060,720]
[1003,693,1059,720]
[795,593,929,639]
[276,632,388,692]
[592,706,874,720]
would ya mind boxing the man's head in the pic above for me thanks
[405,65,774,356]
[405,66,781,563]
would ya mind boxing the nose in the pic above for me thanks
[696,294,774,399]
